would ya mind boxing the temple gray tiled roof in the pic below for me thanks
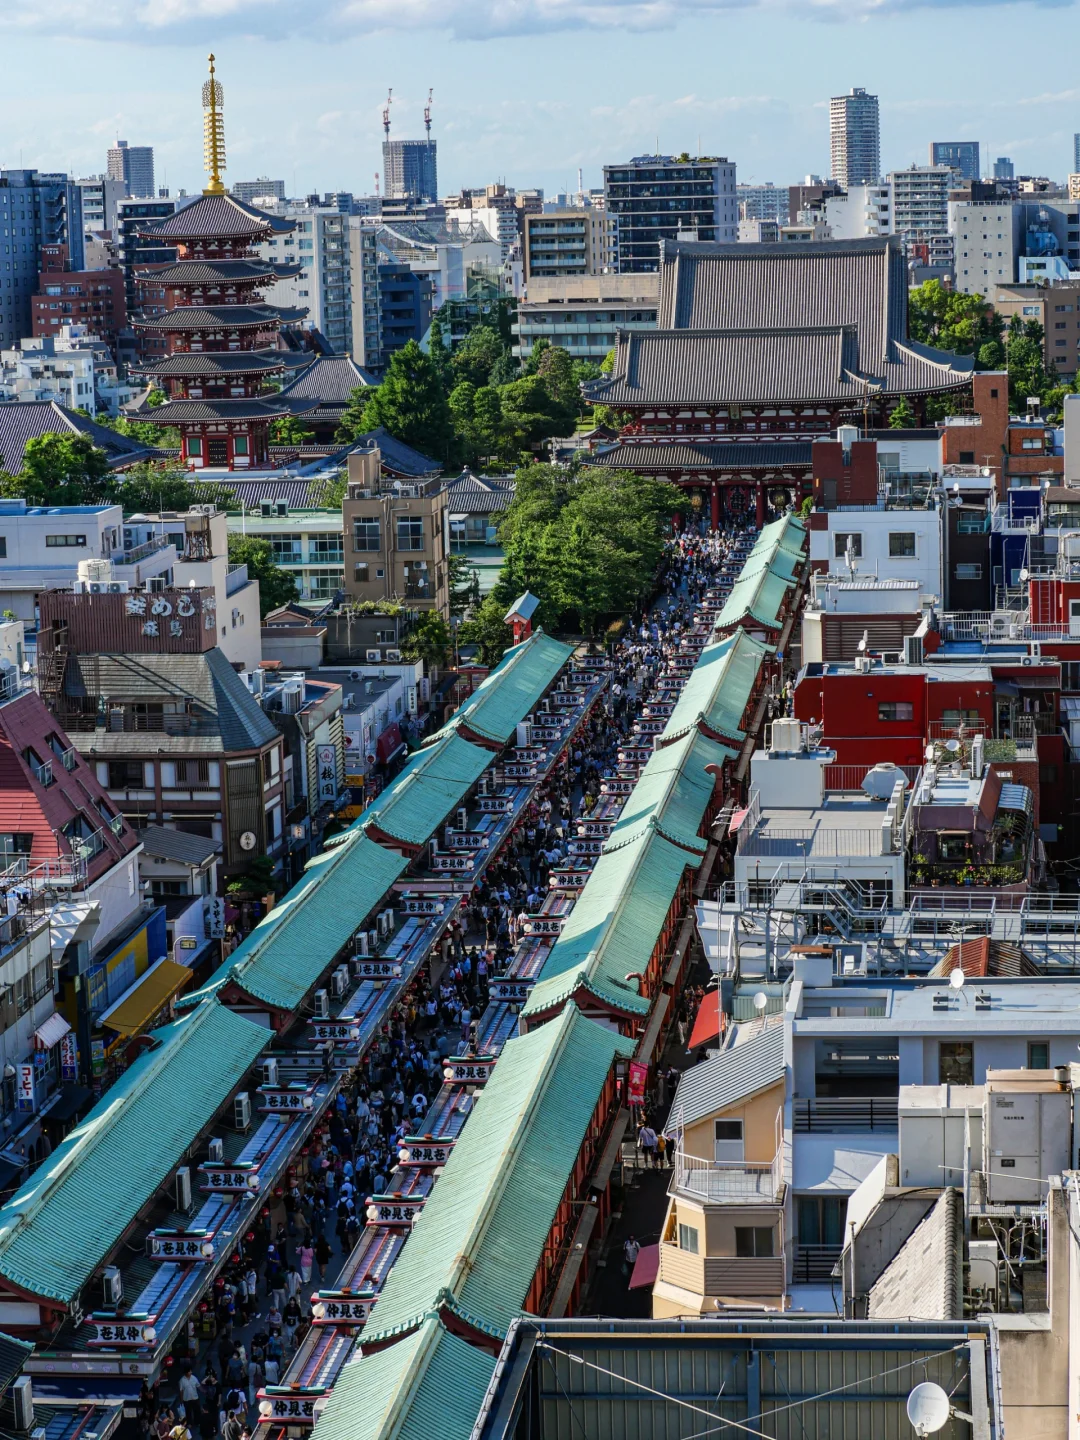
[587,442,814,472]
[583,237,973,410]
[139,193,294,239]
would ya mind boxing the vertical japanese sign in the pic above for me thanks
[16,1064,35,1112]
[60,1032,78,1081]
[627,1061,648,1107]
[317,744,337,803]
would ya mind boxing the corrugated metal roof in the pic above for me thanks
[668,1022,786,1130]
[435,631,572,745]
[310,1316,494,1440]
[522,824,700,1020]
[0,1001,268,1305]
[998,783,1033,816]
[184,832,405,1011]
[661,630,772,743]
[362,1004,633,1341]
[138,825,218,866]
[349,733,492,848]
[0,1331,32,1393]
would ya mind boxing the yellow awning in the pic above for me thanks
[99,958,193,1038]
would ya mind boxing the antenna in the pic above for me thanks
[382,88,393,141]
[905,1382,952,1436]
[202,53,226,196]
[577,166,584,205]
[424,88,434,141]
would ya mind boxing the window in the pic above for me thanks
[397,516,424,551]
[108,760,145,789]
[735,1226,775,1258]
[833,532,862,559]
[45,534,87,547]
[354,563,370,583]
[150,879,188,897]
[353,517,381,552]
[176,759,210,786]
[1022,438,1043,449]
[957,511,986,534]
[0,834,32,860]
[713,1117,744,1162]
[1028,1041,1049,1070]
[1040,763,1058,784]
[878,702,914,722]
[888,532,916,558]
[959,450,975,464]
[954,563,983,581]
[677,1223,699,1254]
[939,1042,974,1085]
[0,538,6,558]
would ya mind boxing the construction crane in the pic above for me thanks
[424,88,434,140]
[382,88,393,140]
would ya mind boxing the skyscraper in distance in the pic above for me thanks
[930,141,980,183]
[829,88,880,189]
[107,140,155,198]
[1074,134,1080,175]
[381,140,438,205]
[993,156,1015,181]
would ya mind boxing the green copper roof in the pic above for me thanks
[435,630,573,746]
[183,832,407,1011]
[0,1001,268,1305]
[750,513,805,561]
[715,564,793,632]
[611,729,733,853]
[310,1316,494,1440]
[522,822,702,1020]
[360,1004,632,1340]
[661,629,772,744]
[327,732,492,849]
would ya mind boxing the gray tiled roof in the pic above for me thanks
[444,472,515,514]
[586,442,814,472]
[62,649,278,753]
[669,1020,785,1129]
[281,355,376,402]
[139,259,297,284]
[348,429,441,478]
[0,401,153,473]
[139,824,218,866]
[140,193,293,239]
[868,1188,962,1320]
[134,304,306,331]
[133,352,286,379]
[147,397,296,423]
[217,477,340,508]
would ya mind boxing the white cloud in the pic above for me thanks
[0,0,1071,42]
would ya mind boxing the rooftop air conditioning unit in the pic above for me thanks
[457,806,467,831]
[262,1057,279,1087]
[148,577,166,593]
[102,1265,123,1308]
[385,649,402,663]
[350,669,363,681]
[479,775,490,796]
[377,908,394,937]
[989,611,1010,636]
[281,682,303,714]
[10,1376,34,1432]
[355,929,370,956]
[233,1092,252,1132]
[207,1137,224,1164]
[516,720,533,748]
[176,1166,192,1213]
[313,988,330,1019]
[276,501,288,517]
[903,634,924,666]
[329,967,347,998]
[366,649,381,663]
[260,501,273,517]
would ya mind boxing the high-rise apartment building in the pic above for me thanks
[106,140,155,199]
[737,182,789,224]
[1074,134,1080,175]
[829,88,880,188]
[256,203,352,357]
[889,165,959,244]
[0,171,84,349]
[603,155,738,273]
[77,176,128,237]
[381,140,438,205]
[232,178,286,204]
[523,210,617,280]
[930,141,980,183]
[994,157,1015,182]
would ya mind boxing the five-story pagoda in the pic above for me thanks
[130,56,309,470]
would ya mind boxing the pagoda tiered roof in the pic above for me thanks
[140,259,304,284]
[138,192,293,240]
[132,303,307,331]
[132,351,288,379]
[145,396,303,423]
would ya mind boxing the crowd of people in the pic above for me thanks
[141,518,764,1440]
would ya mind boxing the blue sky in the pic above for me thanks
[1,2,1077,199]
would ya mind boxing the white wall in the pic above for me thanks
[809,509,942,600]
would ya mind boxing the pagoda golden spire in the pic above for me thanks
[202,53,226,195]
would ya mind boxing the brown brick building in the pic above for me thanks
[31,245,127,344]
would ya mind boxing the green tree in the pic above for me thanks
[0,432,116,505]
[226,535,300,616]
[270,414,315,446]
[450,325,506,389]
[458,591,512,666]
[498,375,576,457]
[449,382,507,467]
[95,408,181,448]
[117,461,237,514]
[335,383,379,443]
[522,337,550,376]
[536,345,580,416]
[590,347,630,431]
[336,341,454,465]
[400,610,451,670]
[888,396,916,429]
[448,551,481,619]
[907,281,1005,367]
[427,313,452,392]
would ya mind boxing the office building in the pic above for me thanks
[514,273,658,364]
[736,182,788,224]
[994,156,1015,182]
[829,88,880,188]
[522,209,617,280]
[347,219,382,371]
[930,141,980,182]
[382,139,438,205]
[0,171,84,349]
[1075,134,1080,175]
[603,155,738,273]
[31,244,126,345]
[115,196,180,357]
[342,444,449,616]
[106,141,155,199]
[889,164,958,248]
[231,177,286,204]
[76,176,128,238]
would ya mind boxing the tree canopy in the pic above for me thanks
[908,281,1005,368]
[226,535,300,616]
[336,341,455,463]
[0,432,116,505]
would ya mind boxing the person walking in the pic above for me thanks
[622,1234,640,1280]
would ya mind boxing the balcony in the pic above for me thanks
[671,1150,784,1204]
[793,1097,899,1133]
[792,1245,842,1283]
[657,1244,785,1299]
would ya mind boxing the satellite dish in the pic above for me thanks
[861,763,909,800]
[906,1382,951,1436]
[945,739,961,754]
[924,743,935,761]
[949,968,967,990]
[753,991,768,1013]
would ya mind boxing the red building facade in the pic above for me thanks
[31,245,127,343]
